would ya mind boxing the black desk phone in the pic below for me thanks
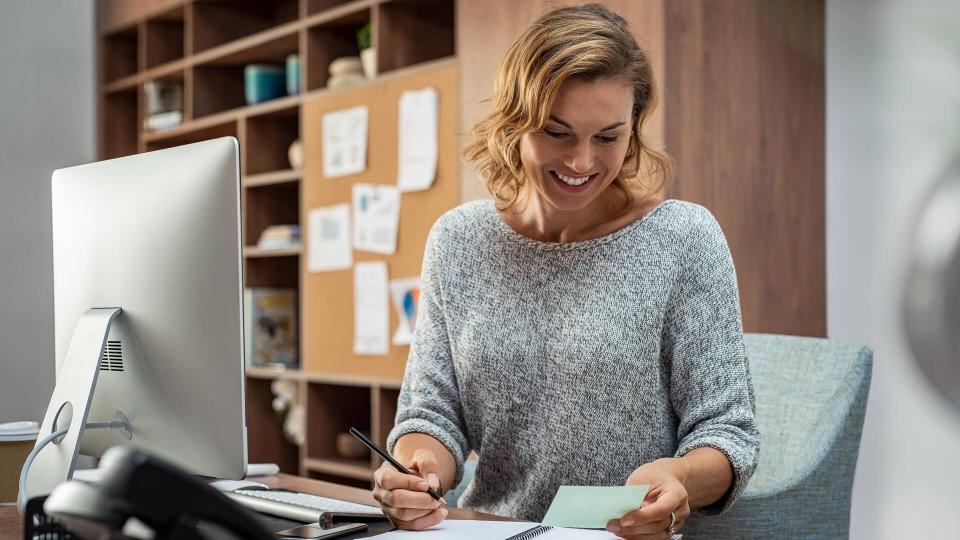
[40,447,366,540]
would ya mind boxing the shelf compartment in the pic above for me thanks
[244,181,299,247]
[245,253,300,289]
[102,25,139,83]
[192,32,300,118]
[306,383,371,464]
[101,88,138,160]
[245,107,300,175]
[143,70,186,133]
[144,5,185,69]
[244,169,301,188]
[246,378,300,474]
[191,0,299,54]
[376,0,454,74]
[305,7,371,91]
[371,387,400,450]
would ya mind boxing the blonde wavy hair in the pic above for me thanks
[464,3,673,210]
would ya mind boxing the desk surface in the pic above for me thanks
[0,473,508,539]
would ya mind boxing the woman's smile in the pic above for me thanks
[549,169,599,192]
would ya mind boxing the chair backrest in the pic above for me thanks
[683,333,873,539]
[742,333,873,496]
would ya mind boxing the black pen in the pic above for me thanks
[349,427,442,501]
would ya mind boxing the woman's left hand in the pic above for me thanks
[606,458,691,539]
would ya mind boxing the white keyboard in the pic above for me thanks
[227,488,384,523]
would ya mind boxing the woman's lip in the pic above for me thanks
[550,169,597,179]
[549,170,596,192]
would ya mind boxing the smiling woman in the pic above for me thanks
[464,1,672,244]
[374,4,760,540]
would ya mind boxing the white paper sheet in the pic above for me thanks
[389,277,421,345]
[323,105,369,178]
[307,204,352,272]
[354,261,390,356]
[397,87,439,191]
[366,520,619,539]
[352,183,401,255]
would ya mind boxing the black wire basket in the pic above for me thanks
[22,496,78,540]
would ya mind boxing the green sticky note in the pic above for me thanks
[541,485,650,528]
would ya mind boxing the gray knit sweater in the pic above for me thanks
[386,199,759,522]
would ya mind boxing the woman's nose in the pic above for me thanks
[563,141,594,174]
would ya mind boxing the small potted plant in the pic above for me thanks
[357,22,376,79]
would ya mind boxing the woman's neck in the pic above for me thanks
[501,187,656,243]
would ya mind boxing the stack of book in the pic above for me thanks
[257,224,301,250]
[144,79,183,132]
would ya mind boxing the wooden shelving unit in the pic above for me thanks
[97,0,456,487]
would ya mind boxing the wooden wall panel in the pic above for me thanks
[456,0,666,202]
[664,0,826,336]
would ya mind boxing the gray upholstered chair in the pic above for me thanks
[446,333,873,540]
[683,333,872,539]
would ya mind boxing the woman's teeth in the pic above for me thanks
[554,171,591,186]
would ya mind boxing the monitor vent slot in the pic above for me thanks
[99,340,124,372]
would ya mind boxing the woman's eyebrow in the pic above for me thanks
[548,115,626,132]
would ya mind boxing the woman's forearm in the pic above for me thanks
[662,447,734,508]
[393,432,458,495]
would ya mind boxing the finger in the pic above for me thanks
[387,488,444,510]
[622,489,684,526]
[389,505,438,522]
[377,488,441,510]
[605,521,671,540]
[378,467,432,492]
[411,449,441,491]
[395,507,448,531]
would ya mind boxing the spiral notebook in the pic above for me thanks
[367,519,618,539]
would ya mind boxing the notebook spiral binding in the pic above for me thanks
[506,524,553,540]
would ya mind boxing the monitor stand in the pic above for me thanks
[24,307,132,501]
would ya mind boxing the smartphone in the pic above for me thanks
[276,522,367,539]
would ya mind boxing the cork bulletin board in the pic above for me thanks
[302,59,459,382]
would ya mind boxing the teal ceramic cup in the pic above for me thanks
[244,64,286,105]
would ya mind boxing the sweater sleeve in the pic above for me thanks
[663,209,760,515]
[386,223,471,487]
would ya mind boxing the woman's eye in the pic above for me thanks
[596,135,618,144]
[544,129,566,139]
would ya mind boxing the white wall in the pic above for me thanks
[827,1,960,538]
[0,1,94,423]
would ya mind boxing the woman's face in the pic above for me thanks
[518,77,634,213]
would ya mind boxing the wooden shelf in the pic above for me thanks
[245,367,303,380]
[303,372,402,390]
[244,245,302,258]
[98,0,454,489]
[303,457,372,481]
[244,169,302,188]
[143,95,301,143]
[102,73,140,94]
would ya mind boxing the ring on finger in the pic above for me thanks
[667,511,677,534]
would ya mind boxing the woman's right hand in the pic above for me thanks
[372,448,448,530]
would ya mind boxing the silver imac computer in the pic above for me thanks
[23,137,247,502]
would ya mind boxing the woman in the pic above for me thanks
[373,4,760,539]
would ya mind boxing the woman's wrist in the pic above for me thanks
[653,456,692,487]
